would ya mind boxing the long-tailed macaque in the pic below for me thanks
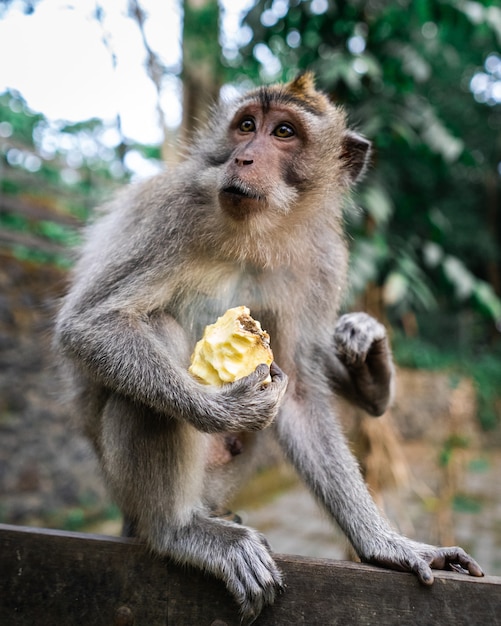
[55,73,483,622]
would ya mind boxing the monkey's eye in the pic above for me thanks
[273,123,295,138]
[238,118,256,133]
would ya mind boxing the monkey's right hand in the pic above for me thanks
[216,362,288,432]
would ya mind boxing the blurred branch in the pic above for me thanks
[0,194,81,226]
[0,228,66,256]
[128,0,171,162]
[94,3,128,165]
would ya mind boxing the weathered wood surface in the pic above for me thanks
[1,523,500,626]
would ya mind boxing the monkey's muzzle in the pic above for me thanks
[219,182,264,220]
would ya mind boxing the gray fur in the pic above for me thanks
[54,77,482,624]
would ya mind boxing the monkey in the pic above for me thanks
[54,73,483,623]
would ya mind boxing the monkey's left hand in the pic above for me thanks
[327,312,394,416]
[364,535,484,583]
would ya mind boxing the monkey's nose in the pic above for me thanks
[235,157,254,167]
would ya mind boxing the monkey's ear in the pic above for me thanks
[341,131,372,182]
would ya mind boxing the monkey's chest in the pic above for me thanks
[173,265,290,345]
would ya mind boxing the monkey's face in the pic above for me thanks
[218,103,309,221]
[204,73,371,230]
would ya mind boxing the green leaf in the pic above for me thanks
[361,184,393,224]
[383,271,408,306]
[442,255,476,300]
[473,281,501,321]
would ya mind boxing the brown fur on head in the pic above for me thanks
[240,71,331,117]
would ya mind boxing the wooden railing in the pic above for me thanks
[1,523,500,625]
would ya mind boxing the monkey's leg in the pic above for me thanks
[98,395,282,623]
[275,393,483,582]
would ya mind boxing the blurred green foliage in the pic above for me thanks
[234,0,501,347]
[394,330,501,429]
[0,89,160,266]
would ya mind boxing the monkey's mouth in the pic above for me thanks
[221,184,261,201]
[219,182,265,221]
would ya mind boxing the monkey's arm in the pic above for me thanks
[275,394,484,582]
[324,312,394,416]
[55,296,287,433]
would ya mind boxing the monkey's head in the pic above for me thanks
[198,72,371,224]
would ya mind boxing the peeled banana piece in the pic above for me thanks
[189,306,273,386]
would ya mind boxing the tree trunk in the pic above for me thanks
[181,0,222,149]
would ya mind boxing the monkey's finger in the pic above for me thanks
[230,364,270,390]
[410,558,434,585]
[432,548,484,578]
[365,337,390,364]
[464,560,484,577]
[253,363,272,387]
[254,363,271,378]
[233,553,283,624]
[269,361,287,381]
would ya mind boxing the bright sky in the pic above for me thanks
[0,0,252,144]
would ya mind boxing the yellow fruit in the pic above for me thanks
[189,306,273,386]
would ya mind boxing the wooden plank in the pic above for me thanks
[1,523,500,626]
